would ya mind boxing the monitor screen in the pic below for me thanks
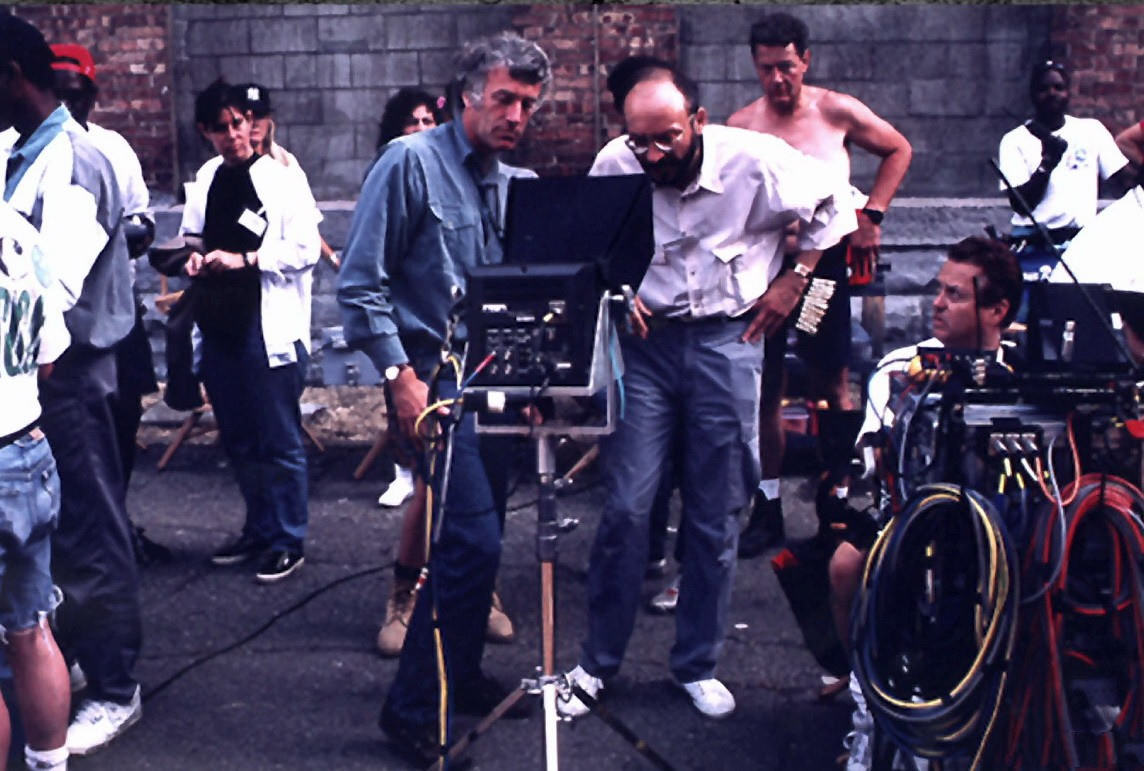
[503,174,654,293]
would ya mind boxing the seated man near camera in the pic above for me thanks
[828,236,1022,770]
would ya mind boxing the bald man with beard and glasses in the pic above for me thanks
[728,12,913,557]
[559,62,854,721]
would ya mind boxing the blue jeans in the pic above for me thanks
[581,317,762,683]
[200,322,309,553]
[0,433,60,635]
[383,380,501,730]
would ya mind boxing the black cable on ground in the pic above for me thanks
[141,563,388,702]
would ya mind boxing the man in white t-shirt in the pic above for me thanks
[0,198,72,771]
[998,60,1133,286]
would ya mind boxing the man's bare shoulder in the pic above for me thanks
[727,97,767,130]
[815,87,878,129]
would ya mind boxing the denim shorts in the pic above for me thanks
[0,432,61,633]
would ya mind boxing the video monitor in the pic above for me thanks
[503,174,654,294]
[1025,282,1131,370]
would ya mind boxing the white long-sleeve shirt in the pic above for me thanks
[180,154,321,368]
[589,124,855,319]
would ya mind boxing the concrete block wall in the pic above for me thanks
[169,4,1054,197]
[171,4,516,200]
[677,4,1055,197]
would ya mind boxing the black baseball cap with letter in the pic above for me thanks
[238,83,272,118]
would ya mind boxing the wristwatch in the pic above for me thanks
[384,364,409,383]
[860,208,885,226]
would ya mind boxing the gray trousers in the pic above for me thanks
[581,316,762,683]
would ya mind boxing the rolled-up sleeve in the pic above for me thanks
[744,139,856,252]
[337,144,426,372]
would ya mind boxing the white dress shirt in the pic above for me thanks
[180,154,321,368]
[589,124,855,319]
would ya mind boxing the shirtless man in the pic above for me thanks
[728,12,912,556]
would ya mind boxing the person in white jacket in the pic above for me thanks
[161,79,320,584]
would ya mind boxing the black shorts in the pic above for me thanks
[764,238,852,376]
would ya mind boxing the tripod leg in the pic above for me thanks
[444,686,529,763]
[540,561,559,770]
[568,684,677,771]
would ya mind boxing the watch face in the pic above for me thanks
[385,366,401,382]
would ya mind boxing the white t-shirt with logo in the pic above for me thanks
[0,201,71,435]
[998,115,1129,229]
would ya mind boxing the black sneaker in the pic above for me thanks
[738,495,785,558]
[378,709,470,769]
[454,672,533,719]
[254,550,305,584]
[210,533,266,566]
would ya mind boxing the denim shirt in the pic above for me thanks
[338,119,512,375]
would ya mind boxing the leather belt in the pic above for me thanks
[0,422,43,449]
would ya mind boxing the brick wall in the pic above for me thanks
[12,4,177,193]
[506,5,677,175]
[1052,4,1144,136]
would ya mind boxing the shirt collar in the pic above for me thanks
[690,134,723,196]
[4,105,71,201]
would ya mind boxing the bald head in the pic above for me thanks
[622,78,707,189]
[624,78,689,126]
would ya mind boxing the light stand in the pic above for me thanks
[441,295,671,771]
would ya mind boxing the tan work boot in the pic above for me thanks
[486,590,515,643]
[377,578,417,657]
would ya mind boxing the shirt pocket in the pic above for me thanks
[712,244,767,307]
[429,201,481,263]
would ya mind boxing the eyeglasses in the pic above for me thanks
[624,116,694,156]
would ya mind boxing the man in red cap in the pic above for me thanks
[50,43,161,537]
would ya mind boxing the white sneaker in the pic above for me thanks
[69,661,87,692]
[377,465,415,508]
[647,575,680,614]
[66,686,142,756]
[557,665,604,719]
[677,678,735,719]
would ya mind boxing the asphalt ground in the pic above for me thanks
[64,439,852,771]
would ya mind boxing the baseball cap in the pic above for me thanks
[239,83,272,118]
[51,43,96,82]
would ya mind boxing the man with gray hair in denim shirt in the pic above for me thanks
[337,31,551,766]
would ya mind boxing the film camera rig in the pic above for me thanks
[440,174,679,771]
[854,283,1144,770]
